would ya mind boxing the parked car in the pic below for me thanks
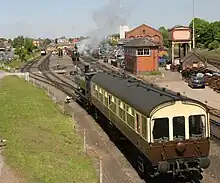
[188,74,205,88]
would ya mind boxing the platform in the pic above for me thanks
[154,69,220,111]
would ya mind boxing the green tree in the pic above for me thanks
[158,26,169,47]
[14,46,28,61]
[208,40,220,50]
[12,36,36,61]
[12,36,25,48]
[43,38,52,45]
[109,39,118,46]
[189,18,210,48]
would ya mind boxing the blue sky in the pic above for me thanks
[0,0,219,39]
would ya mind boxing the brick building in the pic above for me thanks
[125,24,163,45]
[124,38,160,74]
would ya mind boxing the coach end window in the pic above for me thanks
[173,116,185,140]
[152,118,169,142]
[189,115,206,138]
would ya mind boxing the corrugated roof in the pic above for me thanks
[124,38,160,48]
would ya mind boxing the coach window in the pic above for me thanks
[118,100,126,121]
[173,116,185,140]
[94,85,99,98]
[110,96,116,113]
[104,91,108,107]
[141,116,147,139]
[98,88,103,103]
[127,106,135,129]
[189,115,206,138]
[152,118,169,142]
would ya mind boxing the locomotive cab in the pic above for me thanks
[74,65,97,106]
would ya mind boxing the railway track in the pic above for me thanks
[21,54,215,183]
[21,54,147,183]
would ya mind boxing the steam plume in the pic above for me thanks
[78,0,132,54]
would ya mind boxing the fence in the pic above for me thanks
[17,73,145,183]
[16,73,106,183]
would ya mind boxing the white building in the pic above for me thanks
[119,25,129,39]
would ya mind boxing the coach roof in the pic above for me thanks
[91,72,204,117]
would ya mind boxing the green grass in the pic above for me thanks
[0,67,8,72]
[6,53,41,69]
[0,76,97,183]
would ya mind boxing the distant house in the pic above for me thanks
[33,40,40,47]
[0,42,6,51]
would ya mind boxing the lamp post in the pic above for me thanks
[192,0,195,49]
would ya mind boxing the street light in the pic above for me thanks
[192,0,195,49]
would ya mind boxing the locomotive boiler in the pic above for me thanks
[74,65,210,181]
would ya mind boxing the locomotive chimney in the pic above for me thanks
[84,65,90,73]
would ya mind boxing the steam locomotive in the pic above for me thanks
[64,47,80,61]
[74,65,210,181]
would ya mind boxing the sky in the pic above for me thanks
[0,0,219,39]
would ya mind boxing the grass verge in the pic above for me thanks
[0,76,97,183]
[196,49,220,60]
[7,53,41,69]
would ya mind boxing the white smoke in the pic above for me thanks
[78,0,132,54]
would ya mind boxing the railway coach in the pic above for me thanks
[74,66,210,181]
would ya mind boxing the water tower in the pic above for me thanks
[168,26,192,64]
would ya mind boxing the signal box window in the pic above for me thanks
[189,115,205,138]
[173,116,185,140]
[153,118,169,142]
[137,49,143,55]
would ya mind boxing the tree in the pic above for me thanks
[109,39,118,46]
[12,36,25,48]
[43,38,52,45]
[14,46,28,61]
[158,26,169,48]
[12,36,36,61]
[208,40,220,50]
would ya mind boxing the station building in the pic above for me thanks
[125,24,163,45]
[124,38,160,74]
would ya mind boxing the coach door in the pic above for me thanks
[136,113,141,134]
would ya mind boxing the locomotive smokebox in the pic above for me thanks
[84,64,90,73]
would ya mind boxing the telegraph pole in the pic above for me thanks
[192,0,195,49]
